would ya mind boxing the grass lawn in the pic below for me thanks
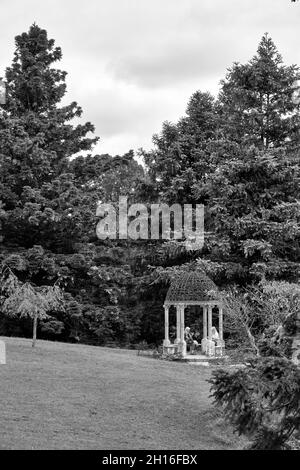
[0,336,243,450]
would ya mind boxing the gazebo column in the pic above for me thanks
[201,305,208,353]
[208,305,213,341]
[214,304,225,357]
[175,305,181,344]
[179,304,187,356]
[203,306,208,339]
[206,305,215,356]
[219,306,224,342]
[163,305,170,347]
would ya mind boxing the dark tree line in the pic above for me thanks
[0,24,299,449]
[0,26,299,350]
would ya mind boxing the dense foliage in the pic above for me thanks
[210,295,300,449]
[0,27,299,355]
[0,24,299,450]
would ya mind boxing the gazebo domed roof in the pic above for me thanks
[164,271,220,305]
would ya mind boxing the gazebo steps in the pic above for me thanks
[182,354,228,364]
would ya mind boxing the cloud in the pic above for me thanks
[108,39,233,88]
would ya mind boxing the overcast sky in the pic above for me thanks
[1,0,300,156]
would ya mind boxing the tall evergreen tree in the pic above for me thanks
[219,33,300,149]
[140,91,219,204]
[142,34,300,284]
[0,24,98,245]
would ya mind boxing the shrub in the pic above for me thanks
[210,284,300,450]
[210,357,300,449]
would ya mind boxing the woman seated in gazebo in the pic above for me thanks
[184,327,199,354]
[211,326,220,346]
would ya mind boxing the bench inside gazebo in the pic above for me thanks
[163,271,225,359]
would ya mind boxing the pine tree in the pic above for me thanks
[219,33,300,149]
[0,24,98,245]
[142,34,300,284]
[196,35,300,283]
[140,91,219,204]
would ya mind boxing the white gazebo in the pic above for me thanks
[163,271,225,358]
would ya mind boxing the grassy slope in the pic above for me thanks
[0,336,243,450]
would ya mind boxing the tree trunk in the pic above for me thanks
[32,315,38,348]
[280,311,300,367]
[246,326,260,356]
[290,312,300,367]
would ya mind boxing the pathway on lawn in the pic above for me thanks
[0,337,241,450]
